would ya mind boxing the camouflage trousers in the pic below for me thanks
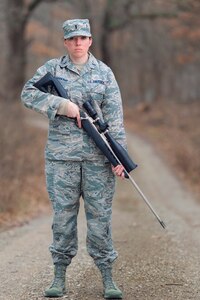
[45,159,118,268]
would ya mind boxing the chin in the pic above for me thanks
[74,53,85,58]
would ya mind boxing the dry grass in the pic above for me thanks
[0,101,49,231]
[125,101,200,198]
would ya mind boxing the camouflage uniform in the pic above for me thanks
[21,45,127,269]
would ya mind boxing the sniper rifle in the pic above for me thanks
[33,72,166,229]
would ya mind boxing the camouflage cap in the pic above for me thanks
[62,19,92,39]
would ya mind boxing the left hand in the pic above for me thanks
[112,165,125,179]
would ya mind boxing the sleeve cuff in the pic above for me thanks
[57,99,69,116]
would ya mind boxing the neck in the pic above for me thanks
[70,53,89,65]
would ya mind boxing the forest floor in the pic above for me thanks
[0,102,49,231]
[124,101,200,200]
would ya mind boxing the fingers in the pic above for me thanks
[66,102,82,128]
[76,113,82,129]
[112,165,125,179]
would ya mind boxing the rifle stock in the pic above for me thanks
[34,72,67,98]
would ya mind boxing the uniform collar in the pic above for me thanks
[59,52,99,73]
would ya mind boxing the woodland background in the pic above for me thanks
[0,0,200,230]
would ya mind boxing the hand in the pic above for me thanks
[112,165,125,179]
[66,101,82,128]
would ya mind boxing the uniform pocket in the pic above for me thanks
[49,116,71,135]
[87,80,105,105]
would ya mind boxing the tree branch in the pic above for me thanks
[129,12,178,19]
[23,0,58,25]
[105,0,178,32]
[27,0,44,13]
[125,0,178,20]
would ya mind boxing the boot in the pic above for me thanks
[44,264,66,298]
[100,266,123,299]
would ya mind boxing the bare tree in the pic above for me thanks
[98,0,200,104]
[4,0,199,104]
[5,0,68,101]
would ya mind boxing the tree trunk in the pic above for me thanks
[5,0,27,102]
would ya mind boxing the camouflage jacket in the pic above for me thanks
[21,53,127,161]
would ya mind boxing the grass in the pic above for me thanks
[0,101,49,231]
[125,100,200,198]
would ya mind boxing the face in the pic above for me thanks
[64,36,92,62]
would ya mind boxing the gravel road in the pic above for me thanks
[1,133,200,300]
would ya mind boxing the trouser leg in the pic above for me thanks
[82,160,118,268]
[45,160,81,266]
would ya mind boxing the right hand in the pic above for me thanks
[112,164,125,179]
[66,101,81,128]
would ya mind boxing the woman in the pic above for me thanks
[21,18,125,299]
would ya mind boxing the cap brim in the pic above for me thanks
[64,31,92,39]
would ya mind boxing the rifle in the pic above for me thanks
[34,72,166,229]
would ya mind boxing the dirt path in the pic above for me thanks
[1,131,200,300]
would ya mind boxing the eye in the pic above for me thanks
[81,36,87,40]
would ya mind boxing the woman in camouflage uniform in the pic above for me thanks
[21,19,126,299]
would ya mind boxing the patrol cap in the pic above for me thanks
[62,19,92,39]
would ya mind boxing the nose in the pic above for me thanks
[75,37,82,45]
